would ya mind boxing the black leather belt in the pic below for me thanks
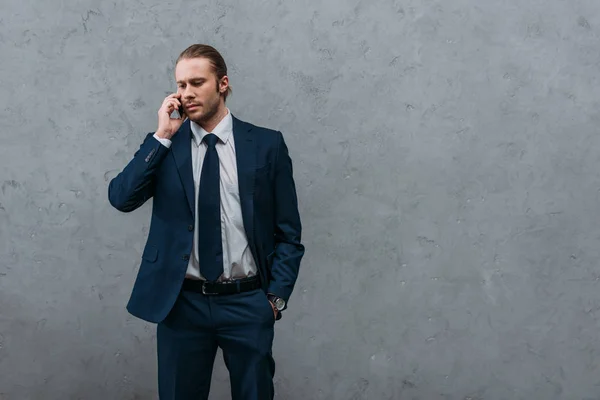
[182,276,261,295]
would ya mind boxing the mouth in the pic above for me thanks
[185,104,200,111]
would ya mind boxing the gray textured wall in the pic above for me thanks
[2,0,600,399]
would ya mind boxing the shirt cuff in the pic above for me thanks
[153,133,172,148]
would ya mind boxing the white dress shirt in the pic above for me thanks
[153,109,257,281]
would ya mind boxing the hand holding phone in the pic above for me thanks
[156,93,186,140]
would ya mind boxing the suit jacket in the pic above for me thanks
[108,116,305,323]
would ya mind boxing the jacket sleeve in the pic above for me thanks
[108,133,170,213]
[267,131,305,302]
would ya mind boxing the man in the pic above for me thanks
[108,44,305,400]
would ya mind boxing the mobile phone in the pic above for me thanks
[177,104,186,118]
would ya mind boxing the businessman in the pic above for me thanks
[108,44,305,400]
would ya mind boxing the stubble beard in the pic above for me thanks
[191,97,224,127]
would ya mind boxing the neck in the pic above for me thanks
[198,105,228,133]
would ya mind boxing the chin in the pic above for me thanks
[190,112,207,122]
[186,110,203,120]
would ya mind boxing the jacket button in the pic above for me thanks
[182,254,189,261]
[188,225,193,231]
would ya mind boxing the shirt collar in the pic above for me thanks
[190,108,232,146]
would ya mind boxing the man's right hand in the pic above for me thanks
[155,93,186,140]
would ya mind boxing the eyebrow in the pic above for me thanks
[176,77,208,85]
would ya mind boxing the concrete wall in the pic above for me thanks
[2,0,600,398]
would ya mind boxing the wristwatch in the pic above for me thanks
[267,294,286,311]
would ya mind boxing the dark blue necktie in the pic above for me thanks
[197,133,223,281]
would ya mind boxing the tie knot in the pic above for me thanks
[203,133,219,148]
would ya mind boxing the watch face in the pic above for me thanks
[274,298,286,310]
[268,295,286,310]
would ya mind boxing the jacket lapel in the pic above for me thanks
[171,120,196,214]
[232,115,256,249]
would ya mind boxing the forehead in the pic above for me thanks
[175,57,215,83]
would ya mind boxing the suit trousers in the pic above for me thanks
[157,285,276,400]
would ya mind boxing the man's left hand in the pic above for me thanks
[268,300,278,319]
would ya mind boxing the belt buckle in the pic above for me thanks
[201,281,218,295]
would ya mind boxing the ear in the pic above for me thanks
[219,76,229,93]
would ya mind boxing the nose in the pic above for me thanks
[181,86,194,99]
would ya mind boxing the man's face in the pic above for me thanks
[175,57,228,124]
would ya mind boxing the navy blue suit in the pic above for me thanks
[108,116,304,399]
